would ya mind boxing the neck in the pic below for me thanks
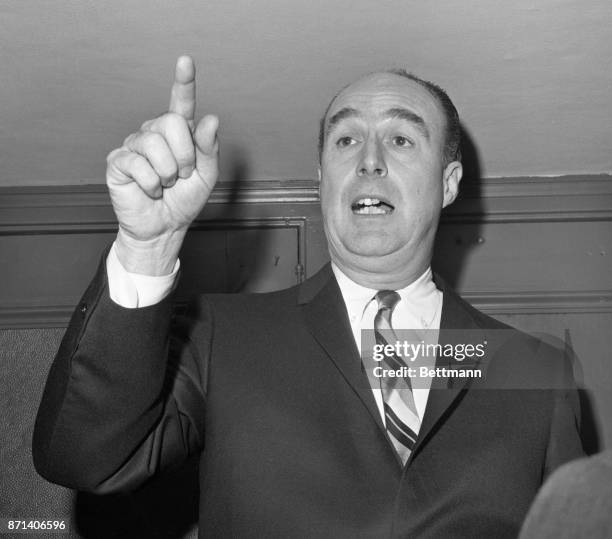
[331,254,431,290]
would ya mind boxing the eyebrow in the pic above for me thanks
[384,107,429,140]
[326,107,360,138]
[325,106,430,140]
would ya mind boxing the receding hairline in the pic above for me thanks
[325,71,442,115]
[318,69,461,164]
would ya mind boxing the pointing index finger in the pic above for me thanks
[169,55,196,123]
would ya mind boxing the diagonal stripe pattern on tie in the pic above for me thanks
[374,290,421,465]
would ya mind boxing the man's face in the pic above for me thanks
[319,73,462,282]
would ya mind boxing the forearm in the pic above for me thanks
[32,258,205,493]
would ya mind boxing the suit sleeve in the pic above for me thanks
[32,253,209,494]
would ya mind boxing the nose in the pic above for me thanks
[357,138,387,178]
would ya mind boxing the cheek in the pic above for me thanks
[320,171,349,206]
[394,162,444,200]
[320,183,345,228]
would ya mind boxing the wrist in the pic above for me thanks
[115,227,186,275]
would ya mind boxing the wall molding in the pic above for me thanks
[463,289,612,315]
[2,175,611,328]
[0,305,75,329]
[1,175,611,231]
[0,215,309,329]
[445,174,612,223]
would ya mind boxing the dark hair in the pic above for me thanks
[318,69,461,166]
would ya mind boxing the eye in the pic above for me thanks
[336,136,356,148]
[392,135,413,148]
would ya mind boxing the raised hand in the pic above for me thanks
[106,56,219,274]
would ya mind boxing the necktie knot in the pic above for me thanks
[375,290,401,313]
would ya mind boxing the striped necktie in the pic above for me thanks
[375,290,421,465]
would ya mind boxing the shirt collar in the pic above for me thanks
[331,262,439,325]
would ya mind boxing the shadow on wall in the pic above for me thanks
[175,142,285,296]
[432,125,484,289]
[432,125,601,457]
[217,142,274,293]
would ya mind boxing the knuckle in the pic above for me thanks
[159,159,178,180]
[140,117,157,130]
[164,111,182,125]
[106,147,124,164]
[127,152,147,172]
[142,131,164,153]
[164,112,191,135]
[175,146,195,166]
[140,112,169,134]
[136,166,159,190]
[122,132,136,147]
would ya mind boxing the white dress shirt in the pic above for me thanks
[106,242,443,425]
[331,263,442,424]
[106,242,179,308]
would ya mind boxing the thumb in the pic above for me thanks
[194,114,219,189]
[195,114,219,160]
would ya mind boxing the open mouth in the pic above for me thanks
[351,197,395,215]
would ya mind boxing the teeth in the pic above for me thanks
[354,205,389,215]
[358,198,380,206]
[351,197,393,214]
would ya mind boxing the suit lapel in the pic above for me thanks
[411,276,483,458]
[299,265,386,434]
[298,266,486,464]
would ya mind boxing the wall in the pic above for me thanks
[1,0,611,188]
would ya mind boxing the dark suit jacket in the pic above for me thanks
[33,258,584,538]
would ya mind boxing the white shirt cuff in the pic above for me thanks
[106,242,180,308]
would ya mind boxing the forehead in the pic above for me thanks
[326,73,445,133]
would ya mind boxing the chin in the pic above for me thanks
[343,235,401,258]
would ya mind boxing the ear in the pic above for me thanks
[441,161,463,208]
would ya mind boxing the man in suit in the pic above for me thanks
[33,56,583,537]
